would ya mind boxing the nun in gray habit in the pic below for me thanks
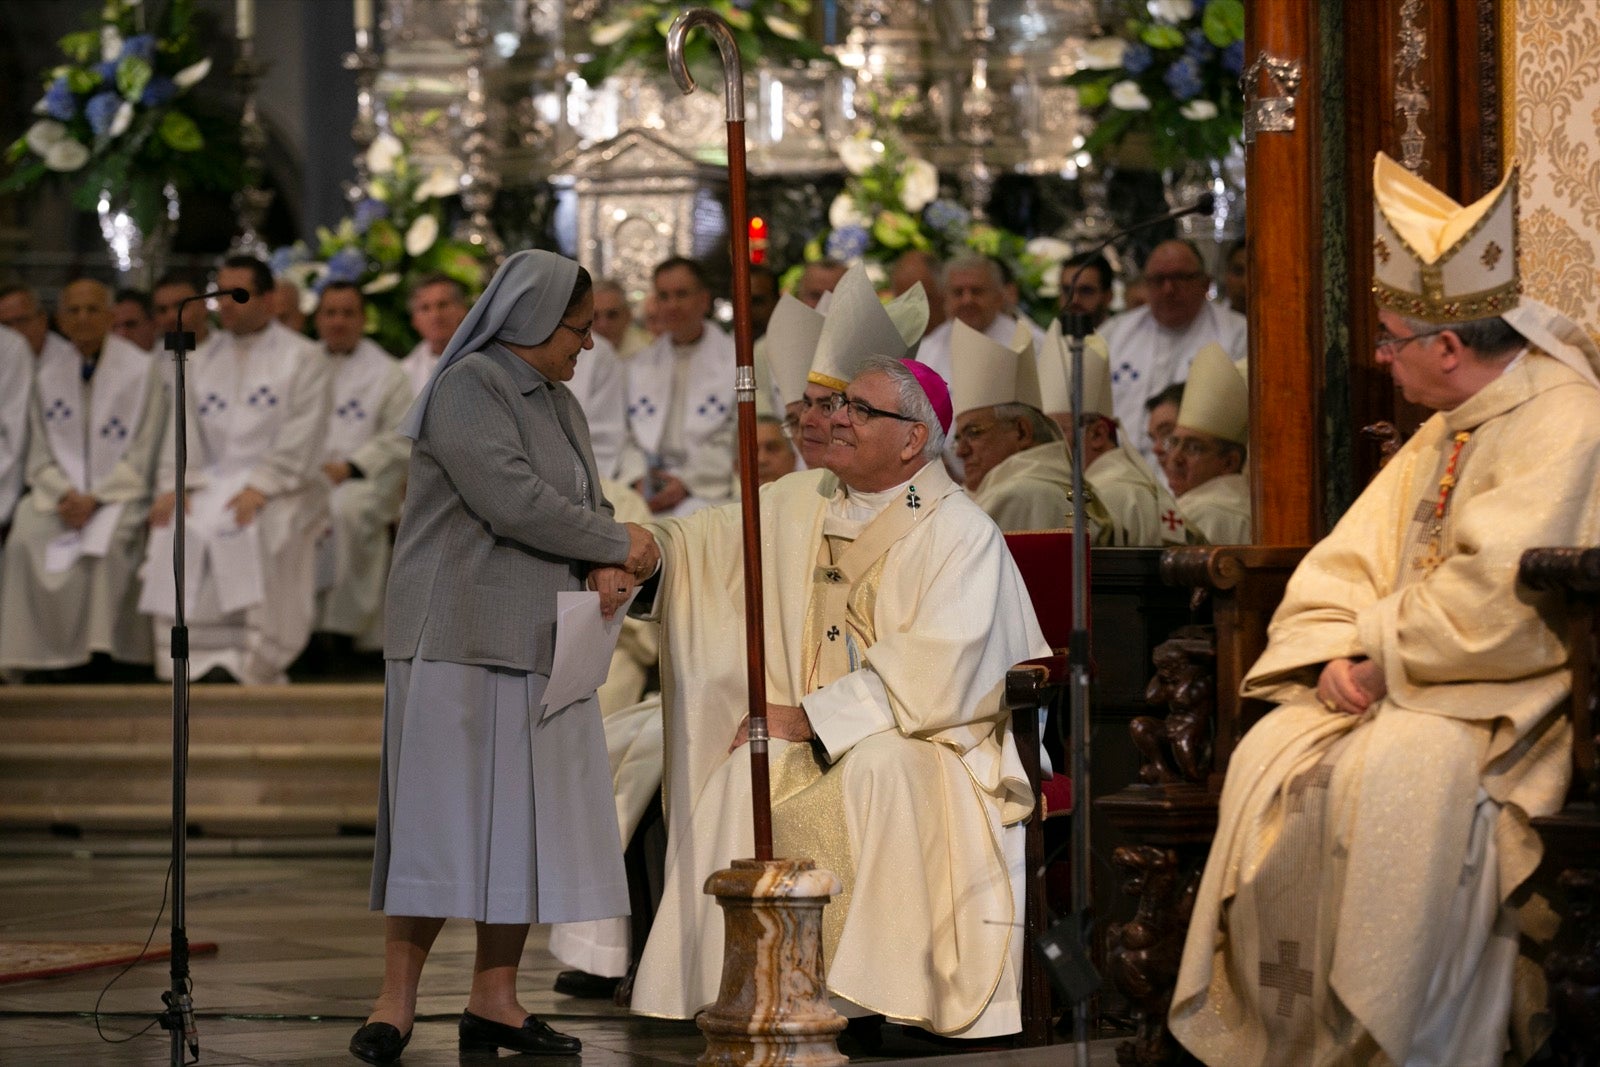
[351,249,656,1065]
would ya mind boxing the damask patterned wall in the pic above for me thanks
[1510,0,1600,338]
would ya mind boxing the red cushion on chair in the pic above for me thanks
[1040,774,1073,818]
[1003,530,1088,652]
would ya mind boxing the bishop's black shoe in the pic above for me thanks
[348,1020,411,1064]
[552,969,621,999]
[458,1010,581,1055]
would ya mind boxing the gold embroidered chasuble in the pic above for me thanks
[630,460,1050,1037]
[1170,349,1600,1066]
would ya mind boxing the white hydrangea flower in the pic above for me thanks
[1079,37,1128,71]
[865,261,887,289]
[365,132,404,177]
[1147,0,1194,23]
[900,158,939,213]
[45,140,90,172]
[1109,80,1153,112]
[363,272,403,295]
[590,20,631,46]
[828,192,868,229]
[838,136,881,176]
[767,16,803,40]
[109,102,134,138]
[101,26,123,64]
[412,169,460,202]
[1181,99,1219,121]
[1026,236,1073,264]
[173,58,212,89]
[405,215,440,257]
[25,120,68,157]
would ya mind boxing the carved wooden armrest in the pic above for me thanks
[1519,547,1600,802]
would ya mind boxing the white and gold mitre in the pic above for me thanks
[807,264,928,391]
[765,294,826,409]
[1177,342,1248,445]
[1008,319,1045,412]
[1036,320,1113,418]
[1372,151,1520,323]
[951,319,1033,416]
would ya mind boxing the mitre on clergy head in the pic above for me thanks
[1372,150,1520,324]
[1036,320,1115,420]
[807,263,929,391]
[764,294,826,409]
[949,319,1043,417]
[1176,343,1248,446]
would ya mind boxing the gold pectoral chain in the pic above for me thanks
[1414,431,1471,573]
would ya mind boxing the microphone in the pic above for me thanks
[166,289,249,355]
[180,287,249,312]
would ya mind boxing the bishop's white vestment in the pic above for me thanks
[314,339,412,647]
[616,323,736,516]
[972,440,1114,542]
[1171,343,1600,1067]
[1086,441,1186,546]
[1175,471,1251,545]
[143,321,331,684]
[1096,304,1247,471]
[0,334,163,668]
[630,461,1050,1037]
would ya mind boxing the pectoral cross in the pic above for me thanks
[1413,537,1447,573]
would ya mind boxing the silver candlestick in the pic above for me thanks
[343,26,382,203]
[958,0,997,220]
[229,39,274,256]
[453,0,503,262]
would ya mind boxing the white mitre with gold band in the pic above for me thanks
[949,319,1042,416]
[1176,342,1248,445]
[807,263,928,391]
[1372,150,1520,323]
[1036,319,1112,418]
[765,294,827,409]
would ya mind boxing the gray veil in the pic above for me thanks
[398,248,581,439]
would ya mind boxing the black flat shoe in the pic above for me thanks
[458,1010,581,1055]
[552,968,621,999]
[349,1021,412,1064]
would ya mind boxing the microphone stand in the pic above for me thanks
[1059,195,1213,1065]
[158,295,208,1067]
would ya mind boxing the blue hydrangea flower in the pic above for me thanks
[120,35,157,63]
[1122,43,1154,76]
[1164,57,1204,101]
[96,61,119,84]
[351,198,388,234]
[1185,29,1215,63]
[326,246,368,283]
[85,91,122,136]
[923,198,970,239]
[42,76,76,121]
[825,225,870,262]
[141,76,177,107]
[268,246,303,276]
[1221,41,1245,76]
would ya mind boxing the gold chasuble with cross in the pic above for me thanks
[629,461,1050,1038]
[1170,346,1600,1066]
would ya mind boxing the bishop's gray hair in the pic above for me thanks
[1401,313,1525,361]
[855,355,946,463]
[993,402,1063,445]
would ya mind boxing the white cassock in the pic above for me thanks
[0,325,34,531]
[1086,440,1187,546]
[1176,471,1251,545]
[0,335,163,668]
[616,323,735,517]
[142,321,332,684]
[1096,303,1247,470]
[398,340,442,400]
[631,462,1050,1037]
[567,334,627,480]
[314,339,412,646]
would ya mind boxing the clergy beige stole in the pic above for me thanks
[768,481,945,957]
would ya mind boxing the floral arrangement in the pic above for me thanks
[1066,0,1245,170]
[797,94,1063,324]
[1,0,238,235]
[580,0,833,85]
[271,115,488,356]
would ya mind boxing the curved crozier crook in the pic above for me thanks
[666,8,745,122]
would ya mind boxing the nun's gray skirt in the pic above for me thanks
[370,657,630,925]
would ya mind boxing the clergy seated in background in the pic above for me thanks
[308,282,412,658]
[592,277,653,361]
[1167,343,1250,545]
[142,255,332,685]
[624,355,1050,1039]
[914,253,1045,388]
[753,413,798,485]
[615,257,736,517]
[890,249,947,333]
[1035,323,1183,545]
[112,288,160,354]
[272,276,307,334]
[0,325,31,543]
[565,322,627,481]
[399,272,469,399]
[1097,239,1247,472]
[0,282,75,366]
[949,318,1110,539]
[0,280,161,678]
[151,270,211,350]
[1170,154,1600,1067]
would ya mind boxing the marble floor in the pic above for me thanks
[0,834,1119,1066]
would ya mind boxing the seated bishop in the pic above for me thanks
[1168,342,1251,544]
[950,318,1111,539]
[625,281,1052,1038]
[1170,155,1600,1066]
[1035,322,1185,545]
[310,282,413,650]
[0,279,165,673]
[142,255,331,685]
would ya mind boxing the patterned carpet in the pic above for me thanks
[0,939,218,984]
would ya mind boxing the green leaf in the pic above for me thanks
[158,110,203,152]
[58,31,98,65]
[117,56,152,102]
[1075,80,1110,111]
[1203,0,1246,47]
[1140,25,1184,50]
[67,66,101,94]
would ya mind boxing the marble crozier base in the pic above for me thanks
[697,857,847,1067]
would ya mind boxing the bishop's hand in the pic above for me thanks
[1316,657,1385,715]
[729,704,814,752]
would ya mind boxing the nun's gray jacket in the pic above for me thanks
[385,342,629,673]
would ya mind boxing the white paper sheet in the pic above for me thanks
[137,524,205,617]
[44,532,81,575]
[206,521,265,615]
[41,502,125,574]
[542,587,640,716]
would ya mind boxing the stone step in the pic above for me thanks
[0,683,384,835]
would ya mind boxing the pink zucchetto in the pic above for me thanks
[900,358,952,434]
